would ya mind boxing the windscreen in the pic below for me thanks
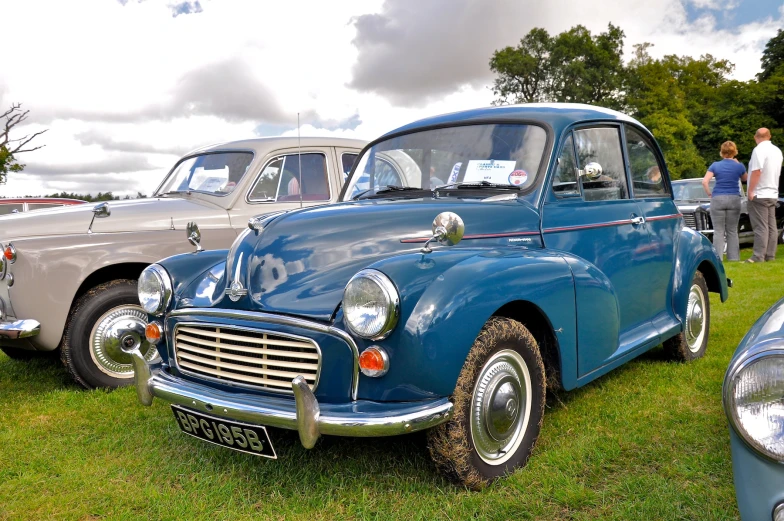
[343,124,548,200]
[672,180,715,201]
[156,152,254,197]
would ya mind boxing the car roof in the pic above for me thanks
[185,136,368,156]
[382,103,643,139]
[0,198,87,204]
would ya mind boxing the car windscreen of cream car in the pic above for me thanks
[0,136,365,389]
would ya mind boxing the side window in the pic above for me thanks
[553,133,579,197]
[27,203,62,211]
[624,126,668,197]
[574,127,628,201]
[249,153,330,202]
[0,204,24,214]
[341,153,358,180]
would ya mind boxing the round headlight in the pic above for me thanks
[726,352,784,462]
[138,264,172,316]
[343,269,399,340]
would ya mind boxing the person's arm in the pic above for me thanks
[748,169,760,200]
[702,171,714,197]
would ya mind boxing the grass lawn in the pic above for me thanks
[1,245,783,520]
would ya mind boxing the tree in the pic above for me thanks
[490,24,626,108]
[0,103,48,185]
[758,28,784,82]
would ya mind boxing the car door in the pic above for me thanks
[623,124,682,338]
[542,125,656,377]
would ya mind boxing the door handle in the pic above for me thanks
[630,216,645,225]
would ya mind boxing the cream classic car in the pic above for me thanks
[0,136,365,388]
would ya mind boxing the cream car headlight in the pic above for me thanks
[725,350,784,462]
[343,269,399,340]
[138,264,173,316]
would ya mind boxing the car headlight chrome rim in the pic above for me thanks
[343,269,399,340]
[138,264,173,316]
[724,346,784,463]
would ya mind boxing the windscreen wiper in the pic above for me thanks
[353,185,422,200]
[434,180,523,190]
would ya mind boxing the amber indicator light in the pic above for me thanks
[145,322,162,344]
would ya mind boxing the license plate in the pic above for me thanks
[171,405,277,459]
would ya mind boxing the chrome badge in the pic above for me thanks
[225,252,248,302]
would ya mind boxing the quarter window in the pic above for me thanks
[553,134,579,197]
[574,127,628,201]
[249,153,330,202]
[341,153,358,179]
[624,126,668,197]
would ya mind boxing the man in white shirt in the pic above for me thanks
[747,128,783,263]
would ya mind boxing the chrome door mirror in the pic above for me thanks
[580,162,603,180]
[186,222,203,252]
[421,212,465,253]
[93,202,111,218]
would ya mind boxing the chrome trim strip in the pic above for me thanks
[722,343,784,464]
[645,213,682,222]
[169,308,360,400]
[400,230,540,243]
[0,318,40,339]
[543,218,634,234]
[172,322,322,395]
[124,349,453,446]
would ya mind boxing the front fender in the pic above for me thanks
[672,227,728,324]
[354,248,576,401]
[159,249,229,310]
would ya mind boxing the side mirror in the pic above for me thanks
[580,162,603,180]
[421,212,464,253]
[186,222,203,252]
[93,202,111,218]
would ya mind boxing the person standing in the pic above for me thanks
[702,141,747,261]
[747,128,784,263]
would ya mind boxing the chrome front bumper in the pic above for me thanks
[0,318,40,339]
[124,344,453,449]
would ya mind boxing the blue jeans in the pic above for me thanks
[710,195,741,261]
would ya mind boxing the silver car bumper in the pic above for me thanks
[124,344,454,449]
[0,318,40,339]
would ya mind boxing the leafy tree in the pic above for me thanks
[758,28,784,82]
[0,104,47,185]
[490,24,626,108]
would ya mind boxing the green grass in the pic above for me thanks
[2,245,783,520]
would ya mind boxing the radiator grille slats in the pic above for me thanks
[173,324,321,392]
[683,213,696,229]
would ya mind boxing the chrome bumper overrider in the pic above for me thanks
[124,345,453,449]
[0,319,40,339]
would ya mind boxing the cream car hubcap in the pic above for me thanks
[685,284,706,353]
[470,349,532,465]
[89,305,157,378]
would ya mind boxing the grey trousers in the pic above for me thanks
[710,195,742,261]
[749,197,779,261]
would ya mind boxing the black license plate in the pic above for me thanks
[171,405,277,459]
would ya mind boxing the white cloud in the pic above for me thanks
[0,0,780,196]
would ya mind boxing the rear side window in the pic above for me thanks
[249,153,330,202]
[0,204,24,214]
[625,126,668,197]
[341,153,358,178]
[574,127,629,201]
[27,203,62,211]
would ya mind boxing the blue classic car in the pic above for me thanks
[121,103,730,488]
[723,297,784,520]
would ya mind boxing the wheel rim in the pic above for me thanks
[470,349,532,465]
[685,284,707,353]
[89,305,158,378]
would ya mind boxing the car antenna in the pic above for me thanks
[298,112,303,209]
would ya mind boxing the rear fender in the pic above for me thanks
[672,227,728,323]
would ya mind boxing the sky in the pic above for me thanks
[0,0,782,197]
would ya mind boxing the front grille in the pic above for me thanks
[683,213,696,229]
[173,324,321,392]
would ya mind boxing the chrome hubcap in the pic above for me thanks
[470,349,532,465]
[89,305,158,378]
[685,284,706,353]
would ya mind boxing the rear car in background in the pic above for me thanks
[0,198,86,215]
[672,179,784,246]
[723,297,784,520]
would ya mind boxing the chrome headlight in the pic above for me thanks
[138,264,173,316]
[343,269,399,340]
[725,349,784,462]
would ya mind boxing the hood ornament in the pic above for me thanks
[186,222,203,253]
[421,212,465,254]
[225,252,248,302]
[87,202,111,234]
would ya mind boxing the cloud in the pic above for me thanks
[75,129,191,155]
[170,1,202,17]
[23,155,158,176]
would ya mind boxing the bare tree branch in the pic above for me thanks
[0,103,48,183]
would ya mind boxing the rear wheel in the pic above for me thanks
[61,280,158,389]
[427,317,546,489]
[664,271,710,362]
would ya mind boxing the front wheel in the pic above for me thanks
[427,317,546,489]
[663,271,710,362]
[61,279,158,389]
